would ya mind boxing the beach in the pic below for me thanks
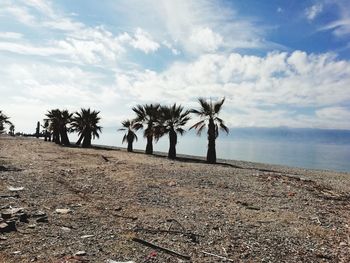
[0,136,350,262]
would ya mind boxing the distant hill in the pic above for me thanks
[227,127,350,144]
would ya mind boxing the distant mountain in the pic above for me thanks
[104,126,350,145]
[227,127,350,144]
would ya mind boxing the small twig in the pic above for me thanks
[134,227,202,237]
[202,251,234,262]
[101,155,109,162]
[114,214,138,221]
[132,237,191,261]
[0,194,19,199]
[166,218,186,231]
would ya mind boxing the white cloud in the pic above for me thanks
[321,19,350,36]
[115,50,350,129]
[129,28,160,54]
[305,3,323,21]
[0,32,23,39]
[0,5,36,25]
[189,27,223,53]
[111,0,276,54]
[318,0,350,37]
[0,61,122,131]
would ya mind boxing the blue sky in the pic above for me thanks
[0,0,349,132]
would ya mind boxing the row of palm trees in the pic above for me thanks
[0,110,15,135]
[44,108,102,148]
[120,97,229,163]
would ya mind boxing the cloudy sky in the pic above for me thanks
[1,0,350,133]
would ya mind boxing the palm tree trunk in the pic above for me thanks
[145,135,153,154]
[82,130,91,148]
[60,126,70,146]
[127,142,133,152]
[44,130,47,141]
[127,132,133,152]
[53,129,60,144]
[76,133,84,145]
[168,129,177,159]
[207,118,216,164]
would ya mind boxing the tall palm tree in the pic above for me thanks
[71,108,102,148]
[132,104,160,155]
[0,111,12,134]
[118,119,138,152]
[158,104,190,159]
[190,98,229,164]
[59,110,72,146]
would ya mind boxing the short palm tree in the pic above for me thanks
[71,108,102,148]
[159,104,190,159]
[45,109,72,145]
[118,119,138,152]
[0,111,12,134]
[132,104,161,154]
[41,119,50,141]
[190,98,229,164]
[46,109,61,144]
[9,124,15,136]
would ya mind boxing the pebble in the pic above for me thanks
[55,208,71,214]
[81,234,94,239]
[7,186,24,191]
[61,227,71,232]
[339,242,347,246]
[75,251,87,256]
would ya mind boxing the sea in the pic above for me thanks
[86,127,350,173]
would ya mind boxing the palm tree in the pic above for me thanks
[59,110,72,146]
[71,108,102,148]
[46,109,61,144]
[158,104,190,159]
[45,109,72,145]
[41,119,50,141]
[132,104,160,154]
[9,124,15,136]
[0,111,12,134]
[190,98,229,164]
[118,119,138,152]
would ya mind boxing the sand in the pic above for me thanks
[0,136,349,262]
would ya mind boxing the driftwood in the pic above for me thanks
[134,227,201,243]
[114,214,138,221]
[132,237,191,260]
[202,251,234,262]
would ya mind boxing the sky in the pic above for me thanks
[0,0,350,133]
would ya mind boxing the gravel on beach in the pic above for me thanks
[0,136,350,262]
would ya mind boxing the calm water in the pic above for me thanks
[83,127,350,173]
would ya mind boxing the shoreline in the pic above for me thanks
[92,142,350,175]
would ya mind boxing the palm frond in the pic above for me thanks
[122,134,127,144]
[196,123,206,136]
[219,122,229,134]
[189,120,205,130]
[214,97,225,114]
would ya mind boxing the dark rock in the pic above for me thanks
[0,220,17,233]
[18,213,29,223]
[36,216,48,223]
[32,211,46,218]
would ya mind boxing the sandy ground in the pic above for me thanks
[0,136,350,262]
